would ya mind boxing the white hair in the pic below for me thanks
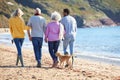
[34,8,41,15]
[51,11,61,21]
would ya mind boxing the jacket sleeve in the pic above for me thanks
[59,23,65,40]
[43,19,47,33]
[74,19,77,33]
[24,26,31,30]
[20,19,30,30]
[45,24,49,39]
[9,19,14,38]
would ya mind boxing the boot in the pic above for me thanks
[16,55,19,66]
[37,62,41,68]
[19,56,24,67]
[72,56,74,67]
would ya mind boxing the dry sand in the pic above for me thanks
[0,43,120,80]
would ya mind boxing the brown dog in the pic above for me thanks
[56,52,72,68]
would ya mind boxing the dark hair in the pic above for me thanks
[63,8,70,15]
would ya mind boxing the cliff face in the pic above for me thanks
[87,0,120,25]
[0,0,120,28]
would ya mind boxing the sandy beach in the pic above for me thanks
[0,43,120,80]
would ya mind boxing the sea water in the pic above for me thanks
[75,27,120,58]
[0,27,120,64]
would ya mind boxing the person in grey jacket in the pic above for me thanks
[61,8,77,66]
[27,8,46,68]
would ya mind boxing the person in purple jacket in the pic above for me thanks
[45,11,64,67]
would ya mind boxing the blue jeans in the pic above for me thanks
[63,38,75,55]
[14,38,24,56]
[32,37,43,64]
[48,40,60,63]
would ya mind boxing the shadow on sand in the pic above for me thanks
[0,65,52,70]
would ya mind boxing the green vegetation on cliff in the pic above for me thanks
[87,0,120,24]
[0,0,120,28]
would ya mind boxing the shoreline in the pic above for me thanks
[0,31,120,67]
[1,41,120,67]
[0,44,120,80]
[0,36,120,67]
[77,54,120,66]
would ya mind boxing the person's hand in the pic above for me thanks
[29,36,32,41]
[45,38,48,43]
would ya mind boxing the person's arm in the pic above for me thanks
[43,19,46,33]
[24,26,31,30]
[74,19,77,33]
[60,18,64,27]
[60,18,66,39]
[9,25,13,37]
[27,29,32,41]
[9,19,14,38]
[60,18,66,32]
[45,24,49,43]
[9,19,14,44]
[20,18,30,30]
[59,23,65,40]
[27,18,32,41]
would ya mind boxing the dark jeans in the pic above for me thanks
[14,38,24,56]
[48,40,60,63]
[32,37,43,64]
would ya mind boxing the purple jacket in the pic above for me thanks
[45,21,61,41]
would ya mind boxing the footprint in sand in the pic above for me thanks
[82,71,95,78]
[32,75,36,79]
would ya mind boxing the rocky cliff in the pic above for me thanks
[0,0,120,28]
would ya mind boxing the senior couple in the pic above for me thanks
[9,8,77,68]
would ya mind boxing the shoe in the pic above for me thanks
[52,61,58,68]
[37,63,41,68]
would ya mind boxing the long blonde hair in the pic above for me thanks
[11,8,24,21]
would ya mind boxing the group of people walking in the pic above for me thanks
[9,8,77,68]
